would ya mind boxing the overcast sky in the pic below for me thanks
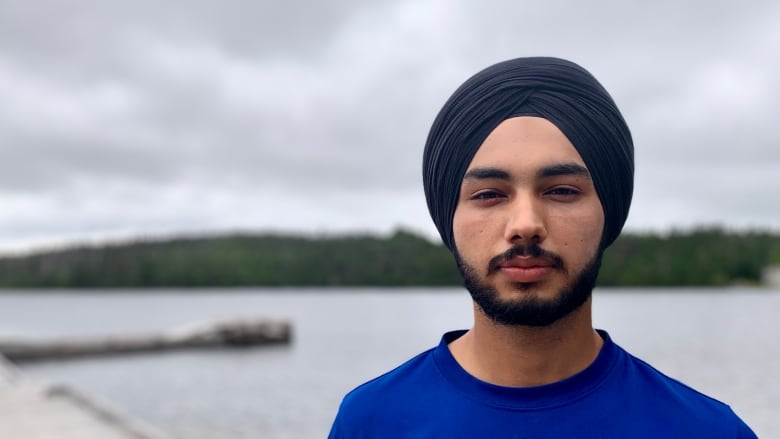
[1,0,778,253]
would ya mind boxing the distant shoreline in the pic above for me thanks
[0,228,778,288]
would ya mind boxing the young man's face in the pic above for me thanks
[452,116,605,326]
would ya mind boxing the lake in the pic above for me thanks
[0,288,776,438]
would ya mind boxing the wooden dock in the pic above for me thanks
[0,317,292,362]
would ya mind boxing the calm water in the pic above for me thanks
[0,288,776,438]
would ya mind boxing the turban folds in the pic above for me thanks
[422,57,634,252]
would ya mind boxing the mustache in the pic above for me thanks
[487,244,565,274]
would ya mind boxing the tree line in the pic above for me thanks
[0,228,778,288]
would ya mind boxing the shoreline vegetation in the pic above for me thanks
[0,228,778,288]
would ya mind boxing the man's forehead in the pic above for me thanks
[462,117,590,180]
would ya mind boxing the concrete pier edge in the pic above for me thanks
[1,352,168,438]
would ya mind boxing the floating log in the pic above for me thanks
[0,317,292,362]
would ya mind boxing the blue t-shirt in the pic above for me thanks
[329,330,756,438]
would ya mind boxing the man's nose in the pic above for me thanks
[503,194,547,245]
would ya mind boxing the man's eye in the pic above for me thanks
[471,191,504,200]
[546,187,580,196]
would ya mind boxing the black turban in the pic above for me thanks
[422,57,634,252]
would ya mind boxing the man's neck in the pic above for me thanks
[448,298,603,387]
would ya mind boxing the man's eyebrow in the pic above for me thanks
[462,164,590,182]
[537,163,591,179]
[462,167,511,181]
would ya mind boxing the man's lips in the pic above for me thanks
[498,257,555,283]
[486,244,565,284]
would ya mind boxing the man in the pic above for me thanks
[328,57,756,438]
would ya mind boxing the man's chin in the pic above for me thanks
[491,277,565,300]
[475,292,588,327]
[483,294,589,326]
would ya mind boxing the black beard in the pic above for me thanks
[455,244,602,327]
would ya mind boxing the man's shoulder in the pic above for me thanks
[329,345,446,438]
[340,346,438,407]
[623,349,729,406]
[617,346,755,436]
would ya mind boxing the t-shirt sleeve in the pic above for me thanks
[327,405,346,439]
[735,415,758,439]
